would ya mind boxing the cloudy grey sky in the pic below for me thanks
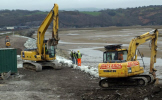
[0,0,162,10]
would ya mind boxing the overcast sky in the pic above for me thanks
[0,0,162,11]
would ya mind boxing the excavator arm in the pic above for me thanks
[150,29,158,74]
[127,29,158,61]
[127,29,158,75]
[37,3,59,55]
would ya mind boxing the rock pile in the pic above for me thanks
[24,38,37,49]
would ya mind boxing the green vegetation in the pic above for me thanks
[25,12,48,16]
[0,5,161,28]
[80,11,101,16]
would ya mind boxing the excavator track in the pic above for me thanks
[99,74,155,89]
[23,60,62,72]
[23,61,42,72]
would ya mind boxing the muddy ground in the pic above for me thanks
[0,35,27,54]
[1,67,162,100]
[0,26,162,100]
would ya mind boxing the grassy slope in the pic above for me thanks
[80,11,101,16]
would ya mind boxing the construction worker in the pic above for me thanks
[118,53,123,60]
[74,51,77,65]
[76,50,82,66]
[70,50,75,64]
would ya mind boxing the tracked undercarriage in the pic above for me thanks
[99,74,155,89]
[23,60,62,72]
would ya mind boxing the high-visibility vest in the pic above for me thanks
[71,52,75,58]
[74,53,77,58]
[78,53,82,58]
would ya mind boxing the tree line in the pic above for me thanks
[0,5,162,28]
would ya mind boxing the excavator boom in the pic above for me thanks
[37,4,59,55]
[127,29,158,75]
[127,29,158,61]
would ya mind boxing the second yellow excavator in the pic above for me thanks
[21,3,61,71]
[5,36,11,48]
[98,29,159,88]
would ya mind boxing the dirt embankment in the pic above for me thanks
[16,29,35,37]
[0,29,35,54]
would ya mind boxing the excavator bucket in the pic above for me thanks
[48,38,58,46]
[154,78,159,85]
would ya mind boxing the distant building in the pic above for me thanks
[0,26,30,31]
[6,27,14,30]
[15,26,29,30]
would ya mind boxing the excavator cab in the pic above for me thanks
[47,45,56,58]
[42,39,56,59]
[103,44,127,63]
[46,38,57,58]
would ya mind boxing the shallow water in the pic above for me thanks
[28,28,162,78]
[59,40,129,46]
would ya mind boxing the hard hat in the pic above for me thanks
[78,50,79,52]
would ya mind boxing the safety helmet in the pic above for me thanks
[77,50,79,52]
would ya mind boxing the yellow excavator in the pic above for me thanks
[98,29,159,88]
[5,36,11,48]
[21,3,62,71]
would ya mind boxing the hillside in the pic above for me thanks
[0,5,162,28]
